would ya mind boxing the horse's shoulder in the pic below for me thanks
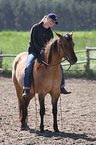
[34,59,44,71]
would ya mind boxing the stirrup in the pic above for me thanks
[22,89,30,101]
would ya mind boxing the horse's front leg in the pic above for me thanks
[51,92,60,132]
[38,92,45,132]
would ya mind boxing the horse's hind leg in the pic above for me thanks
[15,86,30,130]
[18,98,30,130]
[51,92,60,132]
[38,92,45,132]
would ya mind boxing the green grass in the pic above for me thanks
[0,30,96,71]
[0,31,29,54]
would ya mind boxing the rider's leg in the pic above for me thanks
[23,53,37,98]
[60,64,71,94]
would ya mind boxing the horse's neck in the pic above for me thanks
[49,41,62,66]
[51,53,62,65]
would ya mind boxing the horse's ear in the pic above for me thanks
[54,31,63,39]
[69,31,73,36]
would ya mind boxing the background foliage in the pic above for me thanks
[0,31,96,71]
[0,0,96,31]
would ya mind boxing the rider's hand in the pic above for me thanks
[40,49,44,55]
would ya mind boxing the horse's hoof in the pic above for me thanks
[54,129,59,132]
[21,122,27,130]
[40,130,44,133]
[40,129,44,133]
[40,125,44,133]
[21,127,26,131]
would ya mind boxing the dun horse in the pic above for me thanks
[12,32,77,132]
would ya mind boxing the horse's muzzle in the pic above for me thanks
[70,56,77,65]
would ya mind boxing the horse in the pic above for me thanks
[12,32,77,132]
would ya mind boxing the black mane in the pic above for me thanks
[48,39,58,64]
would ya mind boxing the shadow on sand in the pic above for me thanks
[23,125,96,142]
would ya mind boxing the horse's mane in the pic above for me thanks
[36,33,73,68]
[36,38,58,69]
[44,38,58,64]
[44,33,72,64]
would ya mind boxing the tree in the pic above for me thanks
[0,0,96,31]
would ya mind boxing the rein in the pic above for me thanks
[41,58,66,66]
[41,59,71,71]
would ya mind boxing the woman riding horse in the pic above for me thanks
[22,13,71,99]
[12,31,77,132]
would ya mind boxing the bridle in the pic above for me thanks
[59,39,71,70]
[59,39,70,62]
[39,37,71,70]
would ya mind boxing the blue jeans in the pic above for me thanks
[23,53,37,89]
[23,54,65,89]
[60,64,65,88]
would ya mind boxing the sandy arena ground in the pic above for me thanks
[0,73,96,144]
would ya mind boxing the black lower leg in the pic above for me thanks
[40,115,44,132]
[53,101,59,132]
[21,103,28,129]
[40,102,45,132]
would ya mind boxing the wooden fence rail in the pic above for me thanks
[62,47,96,70]
[0,47,96,71]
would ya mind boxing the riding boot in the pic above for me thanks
[22,89,30,101]
[61,87,71,94]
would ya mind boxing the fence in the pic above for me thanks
[62,47,96,70]
[0,47,96,71]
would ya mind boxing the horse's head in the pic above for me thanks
[55,32,77,65]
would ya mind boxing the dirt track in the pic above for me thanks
[0,74,96,144]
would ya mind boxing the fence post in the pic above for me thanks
[0,51,2,68]
[86,47,90,70]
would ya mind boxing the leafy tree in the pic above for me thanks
[0,0,96,31]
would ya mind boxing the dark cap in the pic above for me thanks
[47,13,58,24]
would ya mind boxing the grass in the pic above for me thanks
[0,31,29,54]
[0,30,96,74]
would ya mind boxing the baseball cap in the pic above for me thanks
[47,13,58,24]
